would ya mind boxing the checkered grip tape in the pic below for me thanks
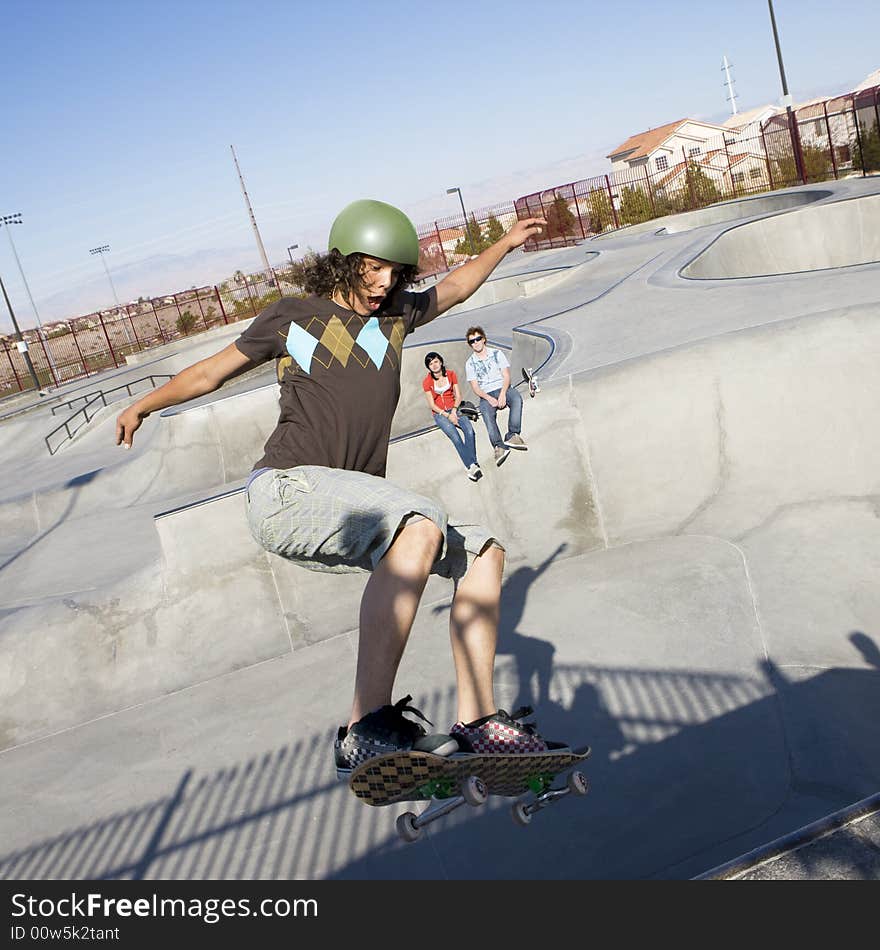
[450,720,547,754]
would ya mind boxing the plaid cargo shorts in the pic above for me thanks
[245,466,503,579]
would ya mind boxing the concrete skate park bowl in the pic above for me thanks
[682,192,880,278]
[593,187,829,239]
[1,177,879,880]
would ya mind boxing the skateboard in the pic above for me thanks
[521,366,540,397]
[350,746,591,842]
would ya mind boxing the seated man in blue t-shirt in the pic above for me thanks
[464,325,528,466]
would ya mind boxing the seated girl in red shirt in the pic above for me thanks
[422,351,482,481]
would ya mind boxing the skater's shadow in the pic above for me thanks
[496,542,567,711]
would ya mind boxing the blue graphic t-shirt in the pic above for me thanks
[235,287,437,476]
[465,347,509,394]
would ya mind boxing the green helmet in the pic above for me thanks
[328,199,420,266]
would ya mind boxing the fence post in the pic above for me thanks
[124,306,139,351]
[723,137,738,197]
[97,313,120,368]
[822,101,839,179]
[851,95,867,177]
[244,279,257,317]
[788,110,807,184]
[172,292,185,331]
[3,343,24,392]
[69,322,87,378]
[641,165,656,217]
[570,186,586,239]
[760,124,776,189]
[35,331,60,386]
[193,289,209,330]
[434,223,449,272]
[604,176,619,229]
[214,286,229,325]
[683,147,697,208]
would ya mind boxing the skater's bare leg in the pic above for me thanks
[449,543,503,723]
[350,517,443,725]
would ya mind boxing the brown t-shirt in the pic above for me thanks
[235,287,438,476]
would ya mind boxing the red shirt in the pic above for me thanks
[423,369,458,412]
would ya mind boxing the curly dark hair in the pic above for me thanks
[294,249,419,302]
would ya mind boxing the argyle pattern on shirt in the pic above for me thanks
[276,313,406,380]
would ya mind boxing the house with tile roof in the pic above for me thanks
[607,118,737,178]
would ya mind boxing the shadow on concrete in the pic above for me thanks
[2,631,877,880]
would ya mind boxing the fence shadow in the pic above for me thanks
[2,629,877,880]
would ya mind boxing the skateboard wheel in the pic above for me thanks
[567,771,589,796]
[396,812,422,843]
[462,775,489,807]
[511,802,532,827]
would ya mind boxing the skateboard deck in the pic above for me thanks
[350,745,591,841]
[350,745,590,806]
[521,366,540,397]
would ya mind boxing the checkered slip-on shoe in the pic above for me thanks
[334,695,459,778]
[450,706,569,755]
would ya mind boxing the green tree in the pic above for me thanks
[485,213,505,245]
[773,143,834,186]
[176,310,197,335]
[587,188,614,232]
[618,185,653,226]
[852,122,880,173]
[543,194,578,241]
[682,161,721,207]
[454,215,487,256]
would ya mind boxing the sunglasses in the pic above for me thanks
[467,335,484,345]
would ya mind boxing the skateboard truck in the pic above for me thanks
[511,770,590,826]
[395,770,590,842]
[396,775,489,842]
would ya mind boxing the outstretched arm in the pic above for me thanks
[115,342,256,448]
[434,217,546,316]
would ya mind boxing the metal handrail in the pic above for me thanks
[44,375,173,455]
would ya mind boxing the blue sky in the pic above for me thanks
[1,0,878,329]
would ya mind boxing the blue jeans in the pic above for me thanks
[434,412,478,468]
[479,386,523,448]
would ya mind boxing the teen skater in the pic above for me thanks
[116,199,566,774]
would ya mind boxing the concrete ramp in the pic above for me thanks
[593,188,829,239]
[2,302,877,740]
[682,193,880,278]
[1,302,878,879]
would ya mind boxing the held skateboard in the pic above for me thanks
[349,746,591,843]
[521,366,540,397]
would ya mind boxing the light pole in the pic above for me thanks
[767,0,806,183]
[0,271,43,393]
[1,212,60,384]
[287,244,299,266]
[90,244,135,346]
[447,186,477,256]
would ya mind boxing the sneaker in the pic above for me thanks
[504,434,528,451]
[494,445,510,466]
[450,706,569,755]
[467,463,482,482]
[334,695,459,778]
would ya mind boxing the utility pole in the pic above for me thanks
[1,213,60,383]
[230,145,277,288]
[0,271,43,393]
[722,55,739,116]
[767,0,806,183]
